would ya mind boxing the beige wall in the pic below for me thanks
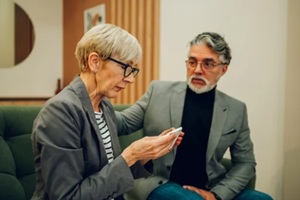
[283,0,300,199]
[0,0,14,68]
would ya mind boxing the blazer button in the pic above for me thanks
[167,166,171,170]
[158,180,163,185]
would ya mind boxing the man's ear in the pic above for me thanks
[221,64,228,75]
[88,52,100,73]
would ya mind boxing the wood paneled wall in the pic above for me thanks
[63,0,160,104]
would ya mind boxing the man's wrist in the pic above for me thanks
[211,191,222,200]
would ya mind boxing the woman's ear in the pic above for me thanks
[88,52,100,73]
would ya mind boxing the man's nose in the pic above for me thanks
[194,63,204,73]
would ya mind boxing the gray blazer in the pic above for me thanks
[31,76,150,200]
[116,80,256,200]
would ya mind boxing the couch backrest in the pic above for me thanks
[0,106,41,200]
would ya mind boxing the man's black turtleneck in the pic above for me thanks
[169,86,215,189]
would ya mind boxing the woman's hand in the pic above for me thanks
[164,128,184,149]
[121,128,184,166]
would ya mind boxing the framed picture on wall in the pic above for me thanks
[84,4,105,33]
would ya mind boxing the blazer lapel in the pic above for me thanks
[70,76,109,165]
[206,90,228,163]
[170,82,187,128]
[170,82,187,156]
[70,76,102,139]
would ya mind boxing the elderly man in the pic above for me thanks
[116,32,273,200]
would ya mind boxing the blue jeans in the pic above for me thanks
[147,182,273,200]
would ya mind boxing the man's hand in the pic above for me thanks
[183,185,216,200]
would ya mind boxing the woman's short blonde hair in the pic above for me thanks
[75,24,142,72]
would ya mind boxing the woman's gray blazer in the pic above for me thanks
[31,76,149,200]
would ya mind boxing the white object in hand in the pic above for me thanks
[167,127,182,148]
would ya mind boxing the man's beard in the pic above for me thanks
[187,75,216,94]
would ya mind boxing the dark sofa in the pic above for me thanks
[0,105,255,200]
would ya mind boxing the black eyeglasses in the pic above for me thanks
[107,57,140,78]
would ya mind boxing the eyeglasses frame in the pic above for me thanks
[185,58,226,71]
[107,57,140,78]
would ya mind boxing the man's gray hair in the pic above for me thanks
[189,32,232,64]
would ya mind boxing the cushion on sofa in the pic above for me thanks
[0,106,41,200]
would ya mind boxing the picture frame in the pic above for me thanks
[84,4,105,33]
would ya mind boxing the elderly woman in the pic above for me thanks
[31,24,181,200]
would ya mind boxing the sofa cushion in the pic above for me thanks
[0,106,41,200]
